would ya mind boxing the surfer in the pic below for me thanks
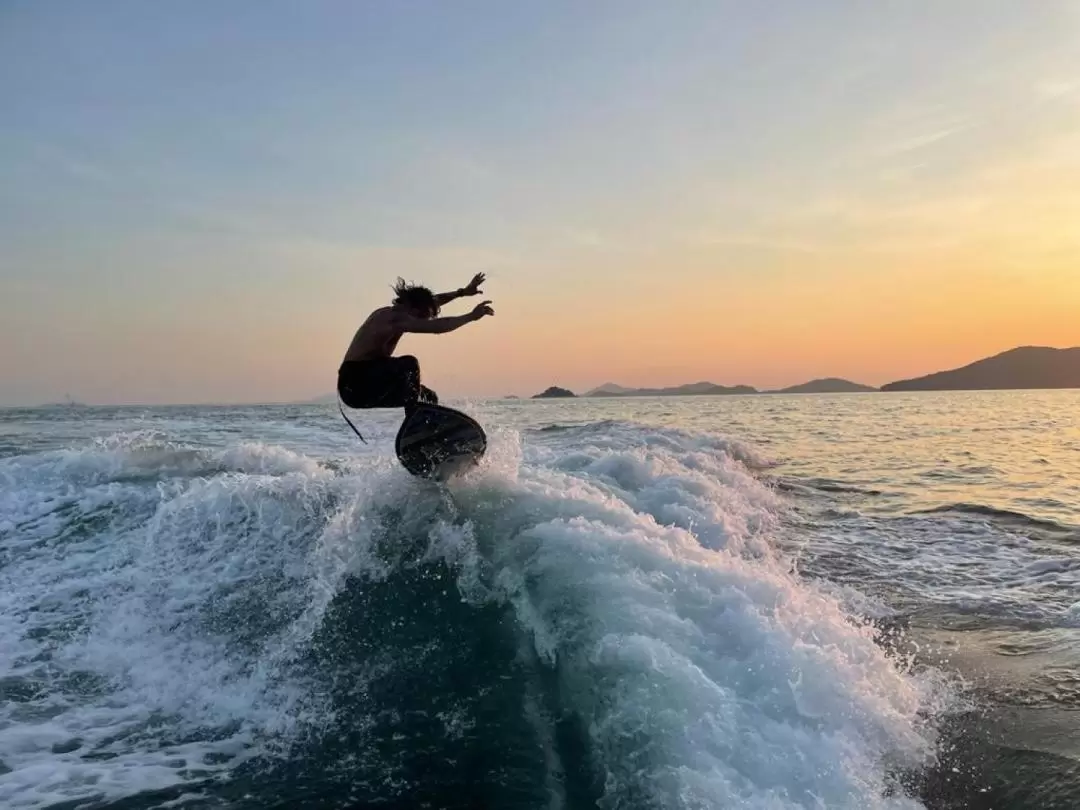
[338,273,494,413]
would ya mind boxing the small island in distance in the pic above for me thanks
[532,386,577,399]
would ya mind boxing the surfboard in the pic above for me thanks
[394,404,487,480]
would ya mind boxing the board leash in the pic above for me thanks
[338,396,368,444]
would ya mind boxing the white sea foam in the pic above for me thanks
[0,437,342,807]
[0,420,949,808]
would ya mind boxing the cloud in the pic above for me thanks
[877,123,970,158]
[676,230,827,256]
[1033,77,1080,102]
[30,142,116,186]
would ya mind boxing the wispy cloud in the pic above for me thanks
[878,123,970,158]
[1033,76,1080,102]
[29,142,116,187]
[676,230,827,256]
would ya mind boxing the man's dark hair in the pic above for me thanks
[392,278,440,317]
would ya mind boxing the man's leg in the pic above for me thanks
[396,358,438,408]
[338,357,435,411]
[394,356,432,411]
[338,364,379,408]
[339,359,409,408]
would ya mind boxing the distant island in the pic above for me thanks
[583,379,874,396]
[767,378,877,394]
[533,386,577,399]
[881,346,1080,392]
[587,382,758,397]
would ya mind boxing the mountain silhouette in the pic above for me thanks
[768,378,877,394]
[882,346,1080,391]
[585,382,757,397]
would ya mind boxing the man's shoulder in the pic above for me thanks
[365,306,397,323]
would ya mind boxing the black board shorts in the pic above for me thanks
[337,357,437,409]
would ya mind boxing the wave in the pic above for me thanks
[527,419,776,474]
[0,424,946,808]
[776,477,885,497]
[912,503,1078,538]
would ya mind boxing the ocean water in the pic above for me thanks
[1,391,1078,810]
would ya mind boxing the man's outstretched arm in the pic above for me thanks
[434,272,485,306]
[396,301,495,334]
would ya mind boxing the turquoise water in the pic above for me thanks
[1,391,1078,809]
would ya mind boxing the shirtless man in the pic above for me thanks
[337,273,494,412]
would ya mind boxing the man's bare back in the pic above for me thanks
[343,307,405,363]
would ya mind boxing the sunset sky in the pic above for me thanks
[3,1,1079,405]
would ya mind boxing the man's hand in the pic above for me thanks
[435,273,487,307]
[471,300,494,319]
[463,272,485,296]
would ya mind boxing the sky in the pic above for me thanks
[2,0,1079,405]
